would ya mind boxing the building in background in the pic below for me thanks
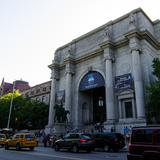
[47,8,160,133]
[0,79,30,96]
[21,81,51,105]
[0,78,51,105]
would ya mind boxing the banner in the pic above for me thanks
[115,73,133,91]
[79,71,105,91]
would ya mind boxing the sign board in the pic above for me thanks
[79,71,105,91]
[115,73,133,91]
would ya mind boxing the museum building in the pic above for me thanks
[47,8,160,133]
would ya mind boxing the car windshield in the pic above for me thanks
[81,135,91,139]
[25,134,35,139]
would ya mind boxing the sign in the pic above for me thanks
[55,90,65,105]
[115,73,133,91]
[79,71,105,91]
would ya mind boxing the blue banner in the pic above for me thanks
[79,71,105,91]
[115,73,133,91]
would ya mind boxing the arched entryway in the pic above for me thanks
[79,71,106,125]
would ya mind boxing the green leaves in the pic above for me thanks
[152,58,160,80]
[0,91,49,130]
[147,58,160,124]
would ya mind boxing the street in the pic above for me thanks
[0,146,127,160]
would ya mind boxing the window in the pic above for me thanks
[125,101,133,118]
[36,89,40,93]
[43,87,46,91]
[30,91,34,95]
[42,96,45,102]
[132,129,153,144]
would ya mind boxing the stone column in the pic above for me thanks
[104,48,115,122]
[48,70,57,127]
[118,100,122,119]
[130,38,145,119]
[132,98,136,118]
[65,64,73,123]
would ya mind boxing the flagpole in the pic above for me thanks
[7,81,16,129]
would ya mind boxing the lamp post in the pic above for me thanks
[7,81,16,129]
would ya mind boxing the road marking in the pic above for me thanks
[7,150,90,160]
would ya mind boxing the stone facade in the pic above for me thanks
[21,81,51,105]
[48,8,160,133]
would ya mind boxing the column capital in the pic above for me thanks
[130,48,142,54]
[129,37,141,51]
[65,63,75,75]
[104,52,115,62]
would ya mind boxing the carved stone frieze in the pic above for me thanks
[103,25,112,41]
[128,13,137,31]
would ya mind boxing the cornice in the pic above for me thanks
[125,29,160,50]
[55,8,150,52]
[99,40,114,50]
[49,30,160,71]
[75,48,103,64]
[63,57,75,65]
[140,30,160,50]
[48,62,60,70]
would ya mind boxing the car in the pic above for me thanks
[5,132,38,151]
[127,126,160,160]
[54,133,94,153]
[0,134,7,147]
[89,132,125,152]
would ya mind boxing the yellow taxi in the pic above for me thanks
[0,134,7,147]
[5,132,38,150]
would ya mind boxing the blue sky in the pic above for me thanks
[0,0,159,86]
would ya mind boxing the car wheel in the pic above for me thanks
[16,144,21,151]
[72,144,79,153]
[54,144,60,151]
[104,145,110,152]
[5,144,9,150]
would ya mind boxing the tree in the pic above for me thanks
[147,58,160,124]
[0,91,49,130]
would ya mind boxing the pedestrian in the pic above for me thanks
[43,135,48,147]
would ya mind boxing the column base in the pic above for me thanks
[103,120,116,132]
[116,118,146,134]
[45,124,55,135]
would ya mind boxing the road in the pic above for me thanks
[0,146,127,160]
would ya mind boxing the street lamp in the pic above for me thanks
[7,81,16,129]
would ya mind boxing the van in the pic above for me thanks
[89,132,125,152]
[127,126,160,160]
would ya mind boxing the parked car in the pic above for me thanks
[0,134,7,147]
[89,132,125,152]
[127,126,160,160]
[5,132,38,151]
[54,133,94,153]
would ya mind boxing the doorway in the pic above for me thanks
[79,71,106,124]
[92,87,106,123]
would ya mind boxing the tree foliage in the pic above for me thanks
[0,91,49,130]
[147,58,160,124]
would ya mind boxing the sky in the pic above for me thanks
[0,0,159,86]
